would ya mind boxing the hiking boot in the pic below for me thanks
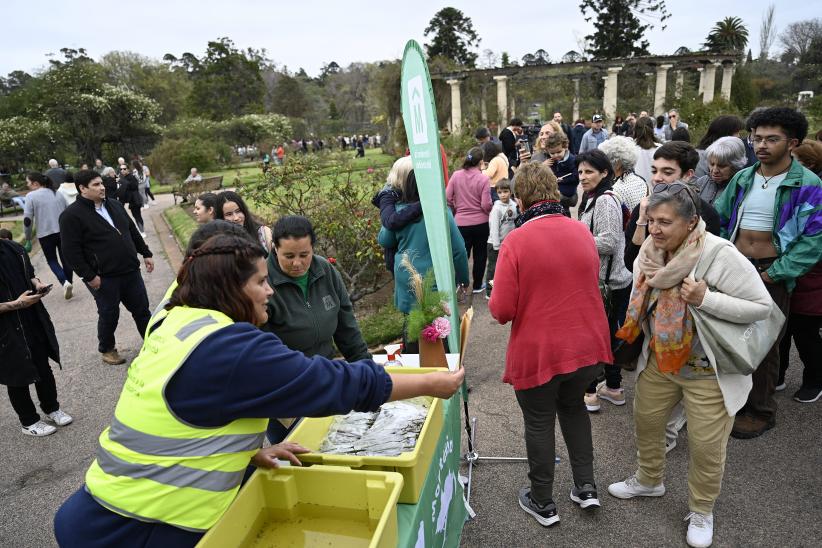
[584,392,600,412]
[597,381,626,406]
[22,420,57,437]
[685,512,714,547]
[45,409,73,427]
[101,350,126,365]
[793,386,822,403]
[63,281,73,300]
[570,483,601,509]
[607,475,665,499]
[518,487,559,527]
[730,415,774,439]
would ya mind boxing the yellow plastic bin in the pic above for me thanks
[197,465,403,548]
[285,367,445,504]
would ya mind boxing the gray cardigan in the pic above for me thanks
[579,190,633,290]
[23,187,66,240]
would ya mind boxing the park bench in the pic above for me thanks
[0,188,30,217]
[172,175,223,205]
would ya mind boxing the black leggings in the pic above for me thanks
[458,223,490,291]
[587,284,632,392]
[129,204,144,232]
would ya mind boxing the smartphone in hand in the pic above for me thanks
[29,284,53,296]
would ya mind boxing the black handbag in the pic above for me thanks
[612,301,657,371]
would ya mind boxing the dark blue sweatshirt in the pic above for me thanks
[54,323,393,548]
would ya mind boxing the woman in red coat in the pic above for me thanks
[489,162,612,527]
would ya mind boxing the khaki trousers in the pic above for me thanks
[634,355,734,514]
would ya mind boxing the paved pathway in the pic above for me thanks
[0,193,819,547]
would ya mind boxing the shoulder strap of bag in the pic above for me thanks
[691,239,728,281]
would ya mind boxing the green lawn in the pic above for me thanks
[162,205,198,251]
[0,220,24,243]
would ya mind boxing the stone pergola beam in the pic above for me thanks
[446,79,462,134]
[654,64,673,116]
[572,78,580,122]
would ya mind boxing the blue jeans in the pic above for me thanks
[38,232,72,285]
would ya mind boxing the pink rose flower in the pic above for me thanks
[421,325,440,342]
[432,316,451,338]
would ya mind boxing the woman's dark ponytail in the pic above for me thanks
[27,171,55,192]
[462,146,484,170]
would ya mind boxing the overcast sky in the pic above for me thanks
[1,0,813,77]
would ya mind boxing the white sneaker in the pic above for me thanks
[775,382,786,392]
[45,409,73,426]
[22,420,57,437]
[608,475,666,499]
[63,281,73,300]
[140,232,147,238]
[685,512,714,547]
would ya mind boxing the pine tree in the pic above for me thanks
[424,7,480,67]
[579,0,671,59]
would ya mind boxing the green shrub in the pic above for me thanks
[360,303,405,347]
[147,137,231,183]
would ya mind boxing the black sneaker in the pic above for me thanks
[570,483,601,509]
[518,487,559,526]
[794,386,822,403]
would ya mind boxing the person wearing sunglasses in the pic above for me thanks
[714,107,822,437]
[607,184,773,548]
[663,109,688,142]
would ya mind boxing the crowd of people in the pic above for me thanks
[1,98,820,547]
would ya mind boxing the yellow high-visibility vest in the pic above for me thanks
[85,306,267,532]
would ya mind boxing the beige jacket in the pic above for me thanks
[634,233,774,416]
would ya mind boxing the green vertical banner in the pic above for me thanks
[401,40,460,353]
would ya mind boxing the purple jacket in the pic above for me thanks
[446,167,493,226]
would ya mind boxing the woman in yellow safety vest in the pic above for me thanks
[54,233,464,547]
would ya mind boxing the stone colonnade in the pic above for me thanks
[444,59,737,133]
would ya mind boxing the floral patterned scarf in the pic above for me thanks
[616,219,706,374]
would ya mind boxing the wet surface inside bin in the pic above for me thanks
[245,505,375,547]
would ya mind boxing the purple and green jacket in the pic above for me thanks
[714,159,822,292]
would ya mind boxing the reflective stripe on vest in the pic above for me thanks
[108,416,265,457]
[86,307,268,531]
[95,444,245,492]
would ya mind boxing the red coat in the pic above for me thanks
[488,213,612,390]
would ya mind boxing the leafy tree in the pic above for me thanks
[423,7,480,67]
[219,114,291,146]
[146,137,230,183]
[100,51,192,124]
[0,71,33,96]
[704,17,749,53]
[500,52,513,67]
[167,38,266,121]
[579,0,671,59]
[270,74,309,118]
[674,46,691,55]
[758,4,777,60]
[778,19,822,61]
[562,51,583,63]
[0,117,55,171]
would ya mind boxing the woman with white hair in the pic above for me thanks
[372,156,421,274]
[695,136,748,205]
[599,136,648,211]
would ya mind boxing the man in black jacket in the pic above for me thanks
[59,170,153,365]
[499,118,524,178]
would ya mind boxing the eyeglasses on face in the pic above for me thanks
[751,136,789,146]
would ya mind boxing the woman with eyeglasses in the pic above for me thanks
[663,109,688,142]
[695,136,748,206]
[607,184,772,548]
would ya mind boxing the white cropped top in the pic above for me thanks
[739,172,784,231]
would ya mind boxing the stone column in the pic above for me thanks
[602,66,622,124]
[653,64,673,116]
[572,78,580,121]
[674,70,685,100]
[480,84,488,125]
[493,75,508,128]
[446,79,462,134]
[697,67,705,96]
[702,62,720,103]
[720,62,735,101]
[511,96,517,119]
[645,72,655,100]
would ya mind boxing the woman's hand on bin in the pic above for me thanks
[252,442,310,469]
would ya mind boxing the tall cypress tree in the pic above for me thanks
[580,0,671,59]
[424,7,480,67]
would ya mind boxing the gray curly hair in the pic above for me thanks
[705,136,748,173]
[598,136,638,173]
